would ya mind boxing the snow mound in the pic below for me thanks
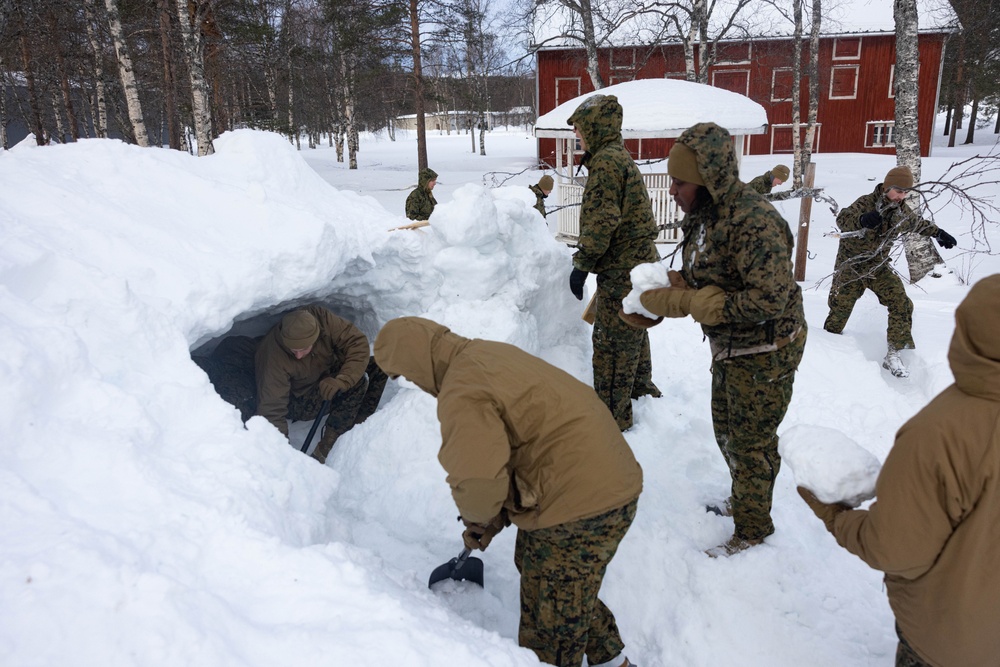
[779,424,881,507]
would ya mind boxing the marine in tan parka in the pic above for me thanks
[640,122,806,557]
[799,274,1000,667]
[374,316,641,667]
[567,94,661,431]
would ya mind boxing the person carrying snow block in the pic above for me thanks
[374,317,641,667]
[566,93,661,431]
[746,163,789,195]
[639,122,806,557]
[255,306,387,464]
[404,167,438,221]
[823,165,958,378]
[799,273,1000,667]
[529,174,554,218]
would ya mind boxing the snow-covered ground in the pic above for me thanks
[1,117,997,667]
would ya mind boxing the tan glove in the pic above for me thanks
[797,487,850,533]
[318,377,346,401]
[461,510,509,551]
[640,285,725,325]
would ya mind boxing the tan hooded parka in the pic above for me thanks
[374,317,643,530]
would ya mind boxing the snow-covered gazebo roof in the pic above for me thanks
[534,79,768,140]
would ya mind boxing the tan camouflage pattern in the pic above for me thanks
[514,499,636,667]
[895,625,933,667]
[405,167,438,220]
[568,95,660,429]
[528,183,548,218]
[824,184,941,348]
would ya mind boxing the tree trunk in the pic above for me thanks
[790,0,803,187]
[943,102,951,135]
[175,0,215,155]
[963,96,978,144]
[341,54,358,169]
[802,0,821,173]
[82,0,108,138]
[49,12,79,141]
[409,0,428,170]
[18,26,47,145]
[580,0,605,89]
[479,117,486,155]
[948,38,965,148]
[105,0,149,146]
[895,0,942,282]
[158,0,181,150]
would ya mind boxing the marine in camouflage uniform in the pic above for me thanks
[529,174,554,218]
[746,164,789,195]
[374,317,641,667]
[567,95,661,431]
[404,167,438,220]
[823,173,949,352]
[640,123,806,555]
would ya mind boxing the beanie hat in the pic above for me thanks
[280,310,320,350]
[537,175,554,191]
[772,164,790,182]
[667,142,705,186]
[883,166,914,190]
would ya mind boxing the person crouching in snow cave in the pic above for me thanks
[566,93,661,432]
[823,165,958,378]
[799,274,1000,667]
[746,163,789,195]
[374,316,641,667]
[639,122,806,557]
[255,306,387,464]
[529,174,554,218]
[405,167,438,221]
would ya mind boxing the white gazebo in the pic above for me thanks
[534,79,768,243]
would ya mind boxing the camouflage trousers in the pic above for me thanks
[593,270,657,431]
[287,356,387,440]
[710,331,806,541]
[824,266,915,350]
[514,499,637,667]
[895,625,933,667]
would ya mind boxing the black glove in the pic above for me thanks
[935,229,957,249]
[859,211,882,229]
[569,268,587,301]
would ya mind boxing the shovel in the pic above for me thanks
[428,547,484,588]
[299,399,331,454]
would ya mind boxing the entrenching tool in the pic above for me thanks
[299,399,331,454]
[428,547,484,588]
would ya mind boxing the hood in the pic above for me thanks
[948,274,1000,401]
[418,168,438,188]
[567,94,623,154]
[675,122,743,206]
[373,317,469,397]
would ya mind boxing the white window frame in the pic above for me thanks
[832,37,862,60]
[771,68,794,102]
[829,65,859,100]
[769,123,822,154]
[866,121,895,148]
[711,68,750,96]
[555,77,581,107]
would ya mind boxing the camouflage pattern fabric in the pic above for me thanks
[824,266,915,350]
[514,499,637,667]
[288,356,387,439]
[895,625,933,667]
[568,95,659,429]
[405,167,438,220]
[193,335,260,422]
[528,184,548,218]
[710,332,806,540]
[824,184,940,347]
[594,270,656,430]
[746,171,774,195]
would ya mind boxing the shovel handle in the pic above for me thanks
[300,399,331,453]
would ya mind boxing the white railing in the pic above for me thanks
[555,174,683,245]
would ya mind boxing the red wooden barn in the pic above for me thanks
[532,3,954,167]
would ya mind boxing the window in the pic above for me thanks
[610,48,635,70]
[609,73,635,85]
[771,124,822,154]
[712,69,750,96]
[833,37,861,60]
[866,121,895,148]
[772,68,794,102]
[555,78,581,107]
[829,65,859,99]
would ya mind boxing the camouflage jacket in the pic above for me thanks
[528,184,547,218]
[833,184,940,278]
[746,171,774,195]
[568,95,658,274]
[675,123,805,351]
[405,168,438,220]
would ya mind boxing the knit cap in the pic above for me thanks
[772,164,790,182]
[280,310,320,350]
[537,175,554,191]
[883,166,914,190]
[667,142,705,185]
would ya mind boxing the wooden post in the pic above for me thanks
[793,161,816,282]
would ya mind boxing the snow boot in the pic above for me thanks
[882,346,910,378]
[311,427,339,465]
[705,533,764,558]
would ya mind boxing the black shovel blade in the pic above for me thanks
[428,548,484,588]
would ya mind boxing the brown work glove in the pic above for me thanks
[318,377,347,401]
[797,487,850,533]
[461,510,509,551]
[640,285,725,325]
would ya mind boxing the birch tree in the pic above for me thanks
[82,0,109,138]
[176,0,215,155]
[105,0,149,146]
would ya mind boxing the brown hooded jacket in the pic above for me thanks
[831,274,1000,666]
[373,317,642,530]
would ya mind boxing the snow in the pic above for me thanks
[2,118,998,666]
[779,425,881,507]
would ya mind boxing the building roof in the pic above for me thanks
[532,0,956,50]
[535,79,768,139]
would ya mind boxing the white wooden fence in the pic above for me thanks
[555,173,683,244]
